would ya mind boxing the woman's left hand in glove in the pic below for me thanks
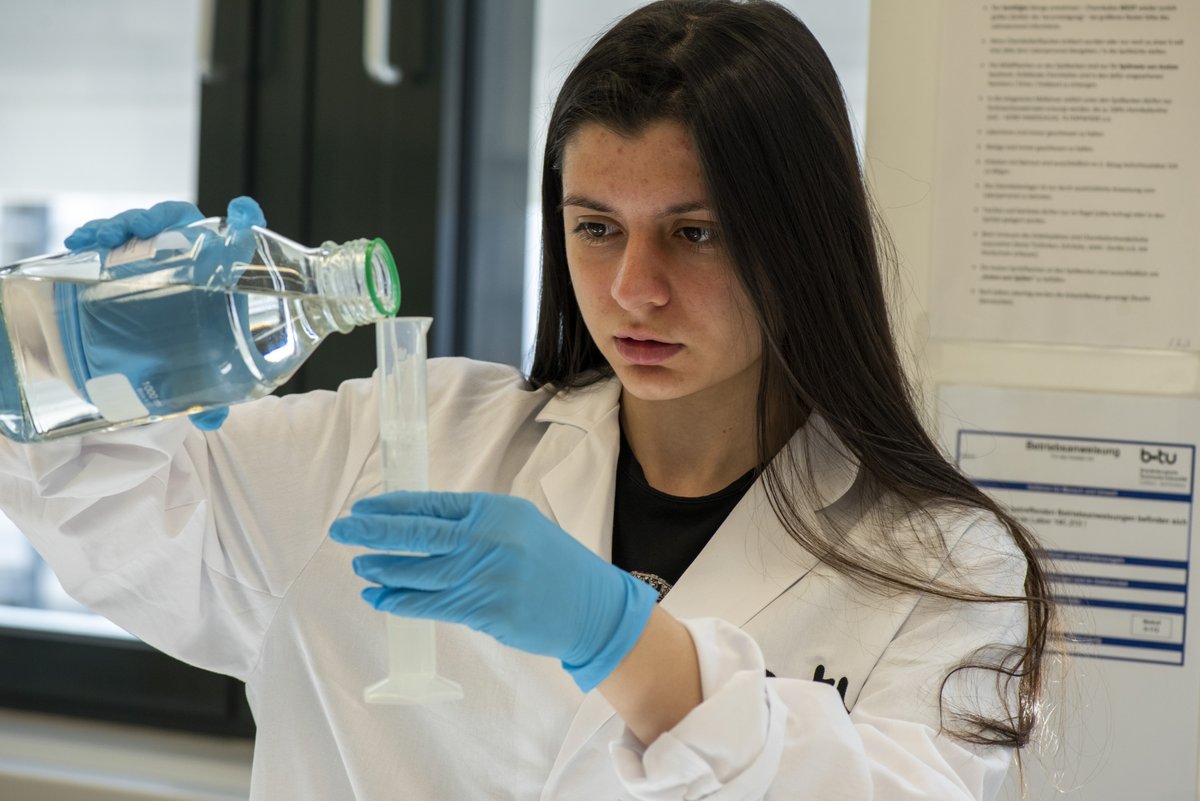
[329,490,658,691]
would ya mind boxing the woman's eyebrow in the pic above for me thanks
[559,194,613,213]
[658,201,710,217]
[559,195,712,217]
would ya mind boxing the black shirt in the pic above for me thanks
[611,431,757,601]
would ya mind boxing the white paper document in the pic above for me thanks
[956,424,1189,664]
[930,2,1200,349]
[939,384,1200,800]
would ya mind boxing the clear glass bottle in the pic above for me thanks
[0,216,400,443]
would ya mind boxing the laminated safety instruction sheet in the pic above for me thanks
[930,2,1200,350]
[939,384,1200,801]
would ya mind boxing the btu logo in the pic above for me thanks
[1141,448,1177,465]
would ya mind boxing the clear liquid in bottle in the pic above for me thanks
[0,220,398,443]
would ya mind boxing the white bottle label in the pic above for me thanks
[105,231,192,268]
[85,374,151,422]
[105,237,157,268]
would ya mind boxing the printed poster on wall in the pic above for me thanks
[939,384,1200,801]
[930,2,1200,350]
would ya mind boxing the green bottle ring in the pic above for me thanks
[365,238,401,317]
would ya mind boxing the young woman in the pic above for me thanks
[1,1,1053,798]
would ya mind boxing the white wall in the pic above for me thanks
[0,0,200,198]
[0,0,201,253]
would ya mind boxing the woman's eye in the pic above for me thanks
[679,226,717,246]
[572,221,613,241]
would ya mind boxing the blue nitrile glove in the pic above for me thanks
[329,491,659,692]
[61,197,267,431]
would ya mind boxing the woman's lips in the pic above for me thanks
[614,336,683,365]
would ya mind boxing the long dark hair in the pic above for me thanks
[530,0,1053,749]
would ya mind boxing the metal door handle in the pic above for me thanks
[364,0,403,85]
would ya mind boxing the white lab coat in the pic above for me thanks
[0,357,1027,800]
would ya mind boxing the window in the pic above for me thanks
[0,0,253,736]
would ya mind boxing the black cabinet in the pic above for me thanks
[201,0,454,391]
[200,0,532,387]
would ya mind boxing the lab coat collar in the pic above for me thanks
[536,378,625,559]
[535,375,859,517]
[535,373,623,430]
[536,377,860,794]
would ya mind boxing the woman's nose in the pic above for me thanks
[611,234,669,310]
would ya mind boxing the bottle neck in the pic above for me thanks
[313,238,401,329]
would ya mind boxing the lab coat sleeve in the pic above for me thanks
[609,514,1028,801]
[0,377,380,681]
